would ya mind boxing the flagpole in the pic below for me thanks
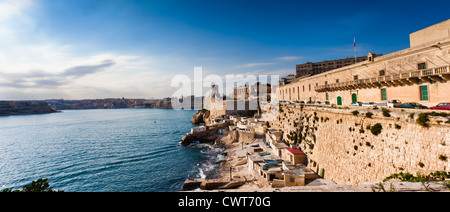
[354,36,357,64]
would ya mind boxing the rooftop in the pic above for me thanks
[285,147,304,155]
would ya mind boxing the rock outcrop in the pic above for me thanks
[180,128,219,146]
[191,110,211,124]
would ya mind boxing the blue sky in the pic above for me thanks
[0,0,449,99]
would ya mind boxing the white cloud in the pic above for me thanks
[0,0,32,21]
[237,63,275,68]
[0,0,33,40]
[276,56,303,61]
[0,0,181,100]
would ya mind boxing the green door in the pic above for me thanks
[381,88,387,101]
[420,86,428,101]
[309,97,312,102]
[352,94,357,103]
[337,96,342,106]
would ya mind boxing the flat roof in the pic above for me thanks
[285,147,304,155]
[272,142,288,149]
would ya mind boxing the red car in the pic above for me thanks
[429,103,450,110]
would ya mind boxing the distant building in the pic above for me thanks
[230,83,271,102]
[279,75,296,85]
[296,54,381,78]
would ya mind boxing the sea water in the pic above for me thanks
[0,109,222,192]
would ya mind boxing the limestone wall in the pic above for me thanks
[270,105,450,185]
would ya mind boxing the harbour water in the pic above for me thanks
[0,109,223,192]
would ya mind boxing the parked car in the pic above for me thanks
[362,102,377,107]
[306,101,314,104]
[429,103,450,110]
[314,101,321,105]
[321,101,330,105]
[387,100,402,108]
[378,100,402,108]
[349,102,363,106]
[398,102,428,109]
[299,101,305,104]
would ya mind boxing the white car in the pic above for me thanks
[387,100,402,108]
[362,102,377,107]
[349,102,363,107]
[377,100,402,108]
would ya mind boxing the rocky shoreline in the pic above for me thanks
[181,111,266,191]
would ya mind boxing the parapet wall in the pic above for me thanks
[270,105,450,185]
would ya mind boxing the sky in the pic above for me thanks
[0,0,449,100]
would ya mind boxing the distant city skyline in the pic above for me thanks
[0,0,449,100]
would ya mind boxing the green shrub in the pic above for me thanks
[370,123,383,136]
[365,112,374,118]
[395,124,401,129]
[382,108,391,117]
[351,110,359,116]
[383,171,450,182]
[416,113,430,128]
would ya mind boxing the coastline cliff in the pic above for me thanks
[0,101,57,116]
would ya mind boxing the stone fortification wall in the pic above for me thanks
[270,105,450,185]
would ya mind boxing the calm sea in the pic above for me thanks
[0,109,223,192]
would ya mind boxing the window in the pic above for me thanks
[326,93,329,101]
[381,88,387,101]
[418,62,427,70]
[303,85,305,92]
[353,75,359,80]
[309,84,311,91]
[420,86,429,101]
[336,79,339,83]
[290,178,295,183]
[379,70,386,76]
